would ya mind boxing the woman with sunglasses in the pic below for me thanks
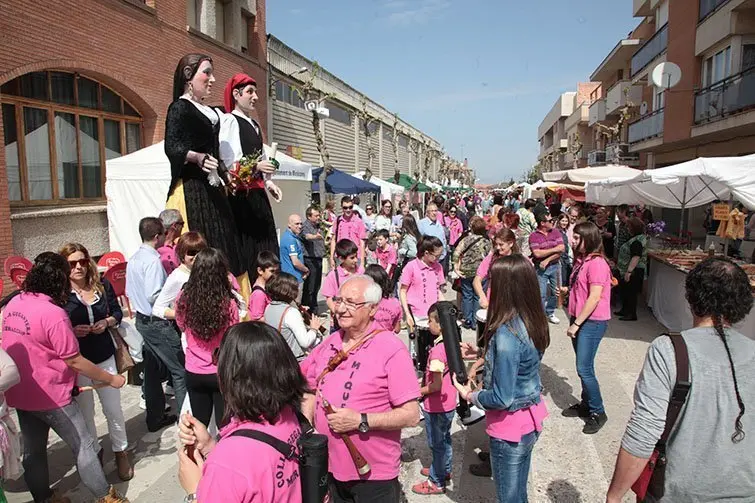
[59,243,133,481]
[375,200,394,232]
[364,204,377,233]
[446,205,464,249]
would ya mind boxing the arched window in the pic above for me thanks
[1,71,143,204]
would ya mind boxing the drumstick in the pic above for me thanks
[321,397,371,476]
[71,383,109,397]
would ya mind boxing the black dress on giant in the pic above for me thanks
[163,98,245,277]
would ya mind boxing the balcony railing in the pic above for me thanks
[631,23,668,77]
[588,150,607,166]
[628,108,664,143]
[605,143,641,165]
[699,0,732,21]
[694,66,755,124]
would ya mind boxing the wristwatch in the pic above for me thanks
[358,413,370,433]
[184,494,197,503]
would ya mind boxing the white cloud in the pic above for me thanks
[380,0,451,26]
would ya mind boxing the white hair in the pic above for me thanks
[340,274,382,305]
[159,208,182,226]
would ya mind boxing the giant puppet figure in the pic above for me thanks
[218,73,281,287]
[163,54,246,281]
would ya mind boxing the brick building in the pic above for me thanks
[0,0,267,276]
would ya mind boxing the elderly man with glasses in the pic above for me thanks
[302,275,420,502]
[158,209,185,275]
[529,209,565,324]
[330,196,367,269]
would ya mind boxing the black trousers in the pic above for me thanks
[620,267,645,317]
[303,256,324,314]
[329,476,402,503]
[185,371,224,428]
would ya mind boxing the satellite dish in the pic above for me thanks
[640,101,649,115]
[651,62,682,90]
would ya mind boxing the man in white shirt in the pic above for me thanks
[126,217,182,432]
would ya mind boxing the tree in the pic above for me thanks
[356,95,377,181]
[568,131,583,169]
[408,137,420,181]
[524,163,542,185]
[391,114,401,184]
[421,139,433,183]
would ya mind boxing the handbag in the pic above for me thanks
[631,332,689,501]
[108,326,135,374]
[230,409,328,503]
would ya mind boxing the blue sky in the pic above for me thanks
[267,0,639,183]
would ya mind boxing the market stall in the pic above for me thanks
[352,171,405,200]
[647,250,755,338]
[543,165,641,184]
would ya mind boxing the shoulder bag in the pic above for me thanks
[632,332,690,502]
[104,290,135,375]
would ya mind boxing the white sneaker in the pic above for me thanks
[460,405,486,426]
[139,398,146,410]
[548,314,560,324]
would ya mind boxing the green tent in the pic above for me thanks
[385,173,432,192]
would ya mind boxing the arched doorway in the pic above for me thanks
[1,70,143,204]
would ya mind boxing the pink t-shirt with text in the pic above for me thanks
[248,285,270,321]
[321,266,364,299]
[423,342,458,413]
[400,258,445,318]
[374,245,397,272]
[447,217,464,246]
[197,407,302,503]
[2,293,79,411]
[301,324,421,481]
[158,244,179,276]
[176,292,240,374]
[568,256,612,321]
[335,215,367,259]
[374,297,402,332]
[486,396,548,442]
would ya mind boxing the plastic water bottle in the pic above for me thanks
[708,242,716,257]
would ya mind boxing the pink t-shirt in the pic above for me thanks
[158,244,179,275]
[423,341,458,413]
[335,215,367,259]
[447,217,463,246]
[248,285,270,321]
[176,292,240,374]
[568,256,612,321]
[476,252,495,281]
[321,266,364,299]
[400,258,445,318]
[197,407,302,503]
[301,324,421,482]
[374,297,402,332]
[2,293,79,411]
[374,244,397,272]
[486,397,548,442]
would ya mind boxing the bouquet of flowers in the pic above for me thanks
[227,151,279,194]
[646,220,666,237]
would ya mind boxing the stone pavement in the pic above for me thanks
[5,298,664,503]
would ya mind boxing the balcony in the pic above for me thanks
[628,108,664,143]
[694,66,755,123]
[588,150,607,166]
[633,0,652,16]
[631,23,668,77]
[699,0,732,21]
[606,81,643,115]
[605,143,641,166]
[588,99,606,126]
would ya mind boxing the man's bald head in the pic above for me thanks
[288,214,303,233]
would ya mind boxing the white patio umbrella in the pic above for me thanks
[542,165,642,184]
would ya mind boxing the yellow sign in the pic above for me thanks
[712,203,730,221]
[286,145,303,160]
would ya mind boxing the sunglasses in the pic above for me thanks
[342,205,353,210]
[68,258,89,268]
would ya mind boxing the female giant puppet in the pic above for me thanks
[218,73,281,286]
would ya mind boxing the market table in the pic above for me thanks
[647,252,755,338]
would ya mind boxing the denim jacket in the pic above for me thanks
[472,316,543,412]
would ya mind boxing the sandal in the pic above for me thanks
[411,480,445,495]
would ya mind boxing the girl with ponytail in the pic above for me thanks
[607,257,754,502]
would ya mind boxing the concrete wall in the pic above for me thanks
[11,206,109,259]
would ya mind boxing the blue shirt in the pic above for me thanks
[280,229,304,282]
[418,217,448,260]
[125,244,167,316]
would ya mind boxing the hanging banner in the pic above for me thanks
[712,203,730,221]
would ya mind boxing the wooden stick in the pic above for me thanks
[321,397,371,476]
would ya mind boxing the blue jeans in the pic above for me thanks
[536,264,559,316]
[423,409,454,487]
[460,277,478,327]
[571,319,608,414]
[490,430,540,502]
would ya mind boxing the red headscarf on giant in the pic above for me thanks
[223,73,257,114]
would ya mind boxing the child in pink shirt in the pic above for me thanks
[247,251,280,321]
[323,240,364,329]
[413,303,458,495]
[400,236,446,326]
[365,264,402,333]
[373,229,397,276]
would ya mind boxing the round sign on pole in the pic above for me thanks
[651,62,682,89]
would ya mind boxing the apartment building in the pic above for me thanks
[268,35,445,182]
[0,0,267,266]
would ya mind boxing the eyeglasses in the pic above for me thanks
[68,258,89,269]
[332,296,369,311]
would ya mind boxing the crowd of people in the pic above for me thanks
[0,51,752,503]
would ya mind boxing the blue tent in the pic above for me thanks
[312,168,381,195]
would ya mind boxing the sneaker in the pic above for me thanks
[147,413,178,433]
[548,314,560,324]
[469,460,492,477]
[420,467,452,480]
[561,402,590,418]
[460,404,485,426]
[619,315,638,321]
[477,450,490,463]
[583,412,608,434]
[139,399,170,412]
[411,480,445,495]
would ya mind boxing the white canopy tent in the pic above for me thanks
[106,141,313,257]
[543,165,642,184]
[352,171,405,200]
